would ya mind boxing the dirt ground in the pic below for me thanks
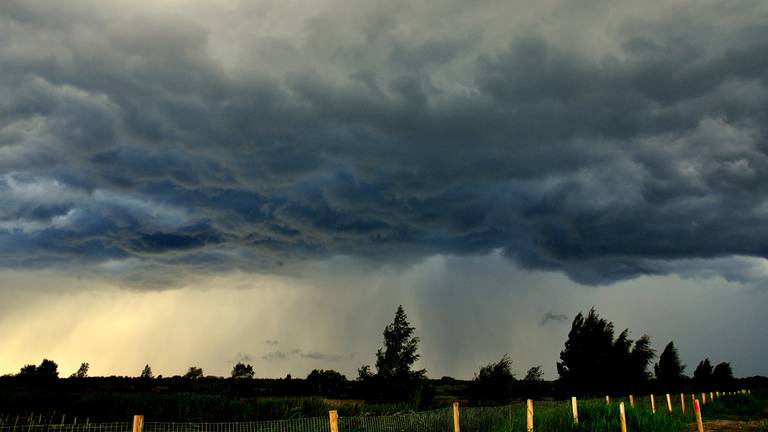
[689,419,768,431]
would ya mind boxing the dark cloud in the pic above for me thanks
[2,1,768,286]
[538,312,569,326]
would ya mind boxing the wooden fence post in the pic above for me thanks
[650,394,656,414]
[694,399,705,432]
[329,411,338,432]
[453,402,460,432]
[527,399,534,432]
[701,392,706,405]
[629,394,634,408]
[605,395,610,404]
[666,393,672,413]
[571,396,578,424]
[619,402,627,432]
[680,393,685,415]
[132,416,144,432]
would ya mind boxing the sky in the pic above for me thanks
[1,0,767,379]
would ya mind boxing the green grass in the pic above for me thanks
[701,393,765,421]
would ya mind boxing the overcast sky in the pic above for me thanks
[1,0,767,379]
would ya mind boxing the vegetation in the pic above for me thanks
[470,355,516,403]
[357,305,429,405]
[557,308,655,396]
[654,342,686,390]
[0,306,763,425]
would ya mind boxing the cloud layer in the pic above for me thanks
[2,0,768,286]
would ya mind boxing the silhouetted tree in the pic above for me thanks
[140,364,154,379]
[306,369,347,396]
[693,358,713,389]
[524,366,544,382]
[654,342,686,390]
[358,305,427,403]
[19,364,37,375]
[557,308,654,395]
[36,359,59,379]
[712,362,734,388]
[71,362,90,378]
[183,366,203,379]
[627,335,655,391]
[231,363,254,379]
[356,365,374,381]
[471,355,515,403]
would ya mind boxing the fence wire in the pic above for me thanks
[0,423,131,432]
[0,391,733,432]
[143,417,329,432]
[339,407,451,432]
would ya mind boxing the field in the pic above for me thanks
[0,392,764,432]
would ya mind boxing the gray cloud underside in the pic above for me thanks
[2,0,768,286]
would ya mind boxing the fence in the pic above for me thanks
[0,390,752,432]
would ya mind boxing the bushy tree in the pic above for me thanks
[306,369,347,396]
[71,362,90,378]
[693,358,713,389]
[524,366,544,382]
[557,308,654,395]
[183,366,204,379]
[358,305,427,403]
[140,364,154,379]
[19,359,59,379]
[471,355,516,403]
[627,335,655,389]
[654,342,686,390]
[19,364,37,375]
[712,362,733,388]
[231,363,254,379]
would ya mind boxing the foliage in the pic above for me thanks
[231,363,255,379]
[374,305,425,380]
[72,362,90,378]
[470,355,516,403]
[18,359,59,380]
[711,362,734,387]
[524,366,544,382]
[184,366,204,379]
[140,364,154,379]
[693,358,713,389]
[701,393,764,420]
[557,308,655,395]
[654,341,686,390]
[305,369,347,396]
[358,305,427,404]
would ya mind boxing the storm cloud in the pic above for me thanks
[2,0,768,287]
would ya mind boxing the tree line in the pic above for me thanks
[6,306,743,406]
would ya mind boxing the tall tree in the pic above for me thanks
[359,305,427,403]
[374,305,425,380]
[557,308,654,394]
[140,364,154,379]
[628,335,655,391]
[693,358,713,389]
[654,342,686,389]
[557,308,616,394]
[711,362,734,387]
